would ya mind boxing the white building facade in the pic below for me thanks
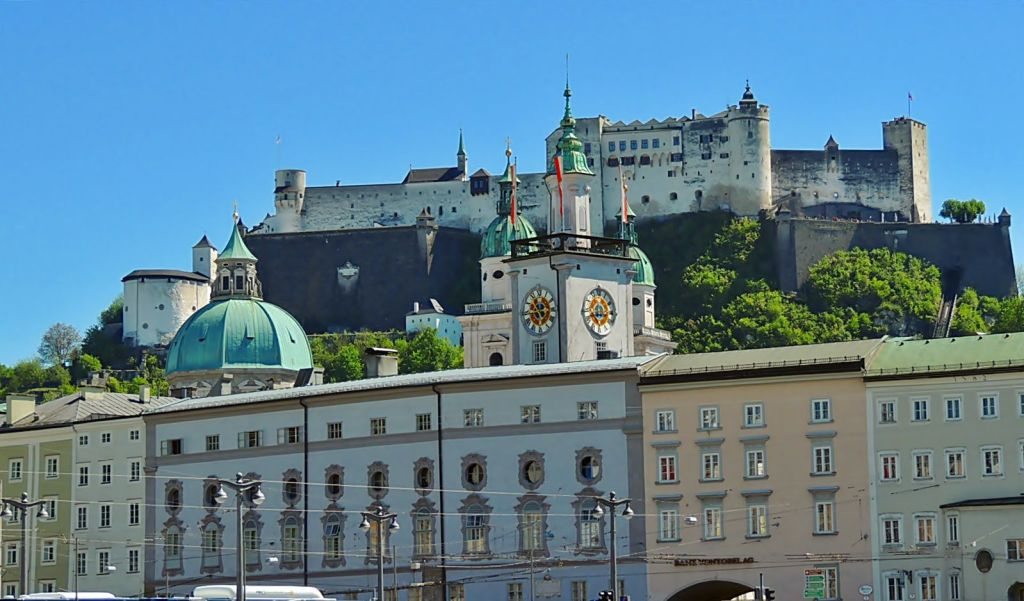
[145,358,653,601]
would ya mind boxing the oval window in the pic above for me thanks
[580,456,601,481]
[632,297,640,306]
[523,460,543,484]
[326,473,342,497]
[167,488,181,511]
[466,463,484,485]
[416,466,432,490]
[370,470,388,494]
[976,549,993,573]
[493,270,504,279]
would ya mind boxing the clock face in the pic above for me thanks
[582,287,616,336]
[522,286,556,335]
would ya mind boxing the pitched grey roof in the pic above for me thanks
[641,339,885,379]
[7,391,178,429]
[150,355,659,416]
[402,167,464,184]
[940,496,1024,509]
[121,269,210,284]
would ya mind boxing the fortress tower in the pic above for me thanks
[271,169,307,233]
[725,83,772,215]
[883,117,931,222]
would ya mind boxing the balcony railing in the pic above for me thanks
[633,326,672,341]
[510,233,631,259]
[464,301,512,315]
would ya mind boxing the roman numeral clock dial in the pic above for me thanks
[582,287,616,336]
[521,286,556,335]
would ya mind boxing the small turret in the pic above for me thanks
[739,80,758,109]
[457,130,468,181]
[999,208,1011,227]
[545,80,594,236]
[192,235,218,280]
[213,216,262,300]
[273,169,307,233]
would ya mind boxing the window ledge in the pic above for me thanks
[657,537,682,543]
[743,475,769,481]
[813,531,838,537]
[741,424,767,430]
[745,534,770,540]
[655,480,680,486]
[810,471,837,477]
[701,537,725,542]
[652,429,679,435]
[699,478,725,484]
[697,427,722,433]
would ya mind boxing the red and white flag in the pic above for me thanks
[553,155,564,222]
[510,162,517,225]
[618,164,629,224]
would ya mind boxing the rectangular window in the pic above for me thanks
[327,422,344,439]
[815,501,835,534]
[744,403,764,427]
[702,452,722,481]
[41,540,55,564]
[618,141,626,152]
[78,465,89,487]
[99,504,111,528]
[658,455,677,482]
[915,514,936,544]
[879,400,897,424]
[129,502,140,526]
[982,446,1003,476]
[813,446,833,474]
[703,507,723,539]
[45,455,59,479]
[507,583,524,601]
[946,448,966,478]
[700,406,720,429]
[39,582,55,594]
[912,398,929,421]
[79,434,89,446]
[161,439,183,455]
[464,409,484,428]
[129,429,140,441]
[532,340,547,362]
[449,584,465,601]
[98,550,110,574]
[571,581,587,601]
[608,142,615,153]
[630,140,638,150]
[1019,392,1024,416]
[880,452,900,481]
[8,459,22,482]
[520,405,541,424]
[882,516,902,545]
[238,430,263,448]
[206,435,220,451]
[658,508,680,541]
[945,397,962,420]
[76,552,87,576]
[949,573,961,600]
[371,417,387,436]
[655,410,676,432]
[416,414,432,431]
[76,506,88,530]
[653,139,661,148]
[919,574,937,601]
[130,460,141,482]
[946,513,960,544]
[673,135,681,146]
[42,498,56,520]
[811,399,832,422]
[747,504,768,537]
[641,139,649,149]
[277,426,304,445]
[577,401,598,420]
[128,548,140,573]
[981,394,999,418]
[1007,538,1024,561]
[101,432,111,444]
[913,451,933,479]
[746,449,766,478]
[583,142,591,154]
[719,152,730,159]
[4,543,17,567]
[101,463,112,484]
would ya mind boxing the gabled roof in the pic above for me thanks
[5,391,178,429]
[193,235,217,250]
[470,168,491,178]
[403,167,464,184]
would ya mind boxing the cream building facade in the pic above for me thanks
[865,335,1024,601]
[638,340,884,601]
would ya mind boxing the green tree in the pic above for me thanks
[38,323,81,366]
[991,296,1024,333]
[81,297,133,368]
[720,291,850,350]
[8,359,48,393]
[71,353,103,382]
[397,328,463,374]
[99,295,124,326]
[939,199,986,224]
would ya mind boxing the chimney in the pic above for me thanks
[4,395,37,426]
[364,347,399,378]
[412,301,420,314]
[138,385,151,403]
[216,374,234,397]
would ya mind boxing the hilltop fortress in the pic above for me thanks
[254,84,931,237]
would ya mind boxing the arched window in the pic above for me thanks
[464,505,488,555]
[413,507,435,557]
[326,472,342,498]
[465,462,485,486]
[166,488,181,512]
[281,515,302,563]
[521,501,544,552]
[203,484,219,510]
[164,525,183,569]
[243,517,261,568]
[201,522,221,570]
[488,353,504,366]
[283,477,301,505]
[670,192,678,200]
[579,500,603,550]
[370,470,388,495]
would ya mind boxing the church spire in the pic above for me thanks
[550,77,593,176]
[457,129,468,179]
[213,214,263,300]
[496,141,516,218]
[457,129,466,157]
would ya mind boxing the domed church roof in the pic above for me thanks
[166,220,312,378]
[482,144,537,258]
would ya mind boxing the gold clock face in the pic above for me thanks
[522,286,556,335]
[582,287,616,336]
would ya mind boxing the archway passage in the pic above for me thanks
[666,580,755,601]
[1008,581,1024,601]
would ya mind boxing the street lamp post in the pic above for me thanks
[1,492,50,596]
[592,491,633,601]
[360,507,400,601]
[213,473,266,601]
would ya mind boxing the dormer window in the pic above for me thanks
[235,275,244,290]
[221,276,230,290]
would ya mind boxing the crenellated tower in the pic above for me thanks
[725,81,772,215]
[272,169,307,233]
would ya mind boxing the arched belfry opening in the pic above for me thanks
[666,580,756,601]
[1007,581,1024,601]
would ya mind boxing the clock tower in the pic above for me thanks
[508,82,637,365]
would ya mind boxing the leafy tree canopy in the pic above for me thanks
[939,199,986,224]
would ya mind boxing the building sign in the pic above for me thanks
[673,557,755,567]
[804,569,825,599]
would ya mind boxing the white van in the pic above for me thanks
[20,595,117,600]
[190,586,333,601]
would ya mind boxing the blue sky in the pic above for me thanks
[1,1,1022,364]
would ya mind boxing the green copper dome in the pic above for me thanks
[548,83,593,176]
[629,245,656,286]
[166,298,312,375]
[219,222,258,262]
[481,214,538,258]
